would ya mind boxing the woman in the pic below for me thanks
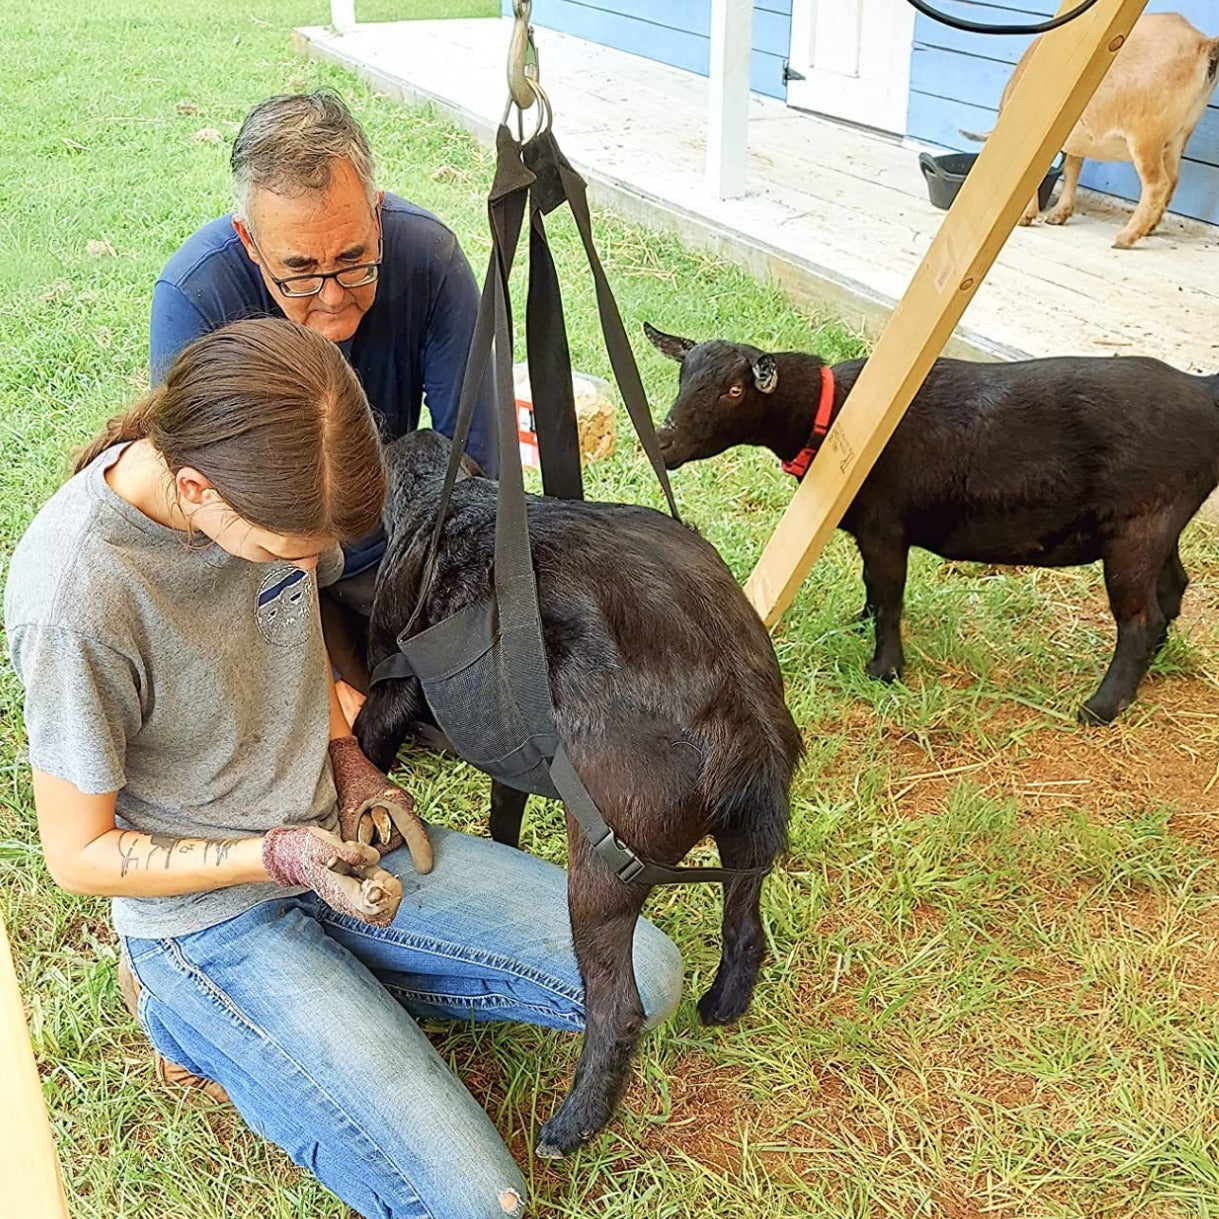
[5,318,682,1219]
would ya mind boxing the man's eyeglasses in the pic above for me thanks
[248,216,383,299]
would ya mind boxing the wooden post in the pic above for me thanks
[331,0,356,33]
[0,913,70,1218]
[744,0,1148,625]
[707,0,753,200]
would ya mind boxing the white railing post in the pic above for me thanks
[707,0,753,200]
[331,0,356,33]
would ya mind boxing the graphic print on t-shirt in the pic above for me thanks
[255,566,314,646]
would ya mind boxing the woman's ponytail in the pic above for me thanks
[72,386,166,474]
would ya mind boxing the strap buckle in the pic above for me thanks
[592,827,646,884]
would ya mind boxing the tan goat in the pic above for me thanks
[977,12,1219,248]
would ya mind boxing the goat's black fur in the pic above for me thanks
[646,323,1219,723]
[354,429,802,1157]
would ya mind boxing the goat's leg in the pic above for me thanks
[489,781,528,849]
[1044,154,1084,226]
[857,533,908,682]
[1017,189,1042,226]
[536,842,650,1159]
[1153,542,1190,653]
[1081,544,1170,724]
[353,677,426,772]
[697,828,778,1026]
[1153,135,1188,232]
[1113,136,1173,249]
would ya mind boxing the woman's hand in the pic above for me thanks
[327,736,433,875]
[262,825,402,926]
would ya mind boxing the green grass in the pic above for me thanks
[3,1,1219,1217]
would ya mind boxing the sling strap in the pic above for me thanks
[371,125,767,887]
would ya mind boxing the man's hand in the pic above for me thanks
[262,826,403,926]
[328,736,433,874]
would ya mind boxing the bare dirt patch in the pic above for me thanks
[868,678,1219,836]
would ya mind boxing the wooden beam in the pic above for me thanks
[706,0,753,200]
[744,0,1149,625]
[0,913,70,1218]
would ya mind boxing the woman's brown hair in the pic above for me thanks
[74,318,386,542]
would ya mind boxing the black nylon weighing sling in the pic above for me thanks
[369,125,767,888]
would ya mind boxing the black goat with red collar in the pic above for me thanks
[645,322,1219,725]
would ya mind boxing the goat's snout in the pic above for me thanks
[655,421,686,470]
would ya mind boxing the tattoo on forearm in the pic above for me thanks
[201,840,234,867]
[115,832,236,875]
[148,833,188,870]
[117,831,142,878]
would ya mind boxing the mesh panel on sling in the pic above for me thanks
[370,125,766,887]
[394,600,559,800]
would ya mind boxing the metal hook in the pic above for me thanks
[506,0,539,112]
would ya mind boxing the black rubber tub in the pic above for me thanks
[918,151,1063,212]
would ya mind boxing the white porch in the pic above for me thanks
[294,16,1219,371]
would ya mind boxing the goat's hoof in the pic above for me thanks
[1111,231,1140,250]
[534,1137,568,1160]
[1078,698,1124,726]
[697,986,749,1027]
[1017,214,1036,227]
[536,1112,594,1160]
[1044,210,1072,226]
[865,659,902,684]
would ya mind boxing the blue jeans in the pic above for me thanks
[124,827,683,1219]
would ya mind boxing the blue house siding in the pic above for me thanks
[907,0,1219,225]
[509,0,793,100]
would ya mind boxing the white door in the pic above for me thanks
[787,0,916,134]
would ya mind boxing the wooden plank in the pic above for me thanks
[744,0,1151,625]
[707,0,754,200]
[0,913,71,1219]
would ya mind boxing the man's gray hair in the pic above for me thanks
[230,90,378,220]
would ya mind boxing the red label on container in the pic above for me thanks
[517,401,539,469]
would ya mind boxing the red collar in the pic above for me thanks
[781,365,836,479]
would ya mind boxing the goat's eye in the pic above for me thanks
[726,383,744,400]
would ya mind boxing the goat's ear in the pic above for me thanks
[458,450,485,479]
[752,354,779,394]
[644,322,695,363]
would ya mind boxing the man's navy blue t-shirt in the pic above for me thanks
[149,194,496,578]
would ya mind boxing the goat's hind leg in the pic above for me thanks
[1081,530,1174,724]
[698,825,780,1026]
[536,844,651,1159]
[1113,135,1174,249]
[1153,542,1189,654]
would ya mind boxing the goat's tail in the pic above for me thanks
[959,126,992,143]
[701,708,802,867]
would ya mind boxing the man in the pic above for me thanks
[151,90,496,704]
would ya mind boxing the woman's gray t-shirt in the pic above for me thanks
[4,446,343,938]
